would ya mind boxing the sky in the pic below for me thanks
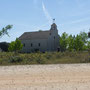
[0,0,90,42]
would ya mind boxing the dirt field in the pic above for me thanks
[0,64,90,90]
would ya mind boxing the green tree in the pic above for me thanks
[0,25,13,37]
[67,35,74,51]
[60,32,68,52]
[79,32,88,44]
[8,38,23,52]
[79,32,88,50]
[74,35,84,51]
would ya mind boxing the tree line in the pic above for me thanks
[60,32,90,52]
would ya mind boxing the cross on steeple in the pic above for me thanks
[53,18,55,23]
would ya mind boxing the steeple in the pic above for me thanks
[50,19,57,30]
[50,19,58,35]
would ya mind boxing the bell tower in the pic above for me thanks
[50,19,57,30]
[50,19,58,35]
[49,19,59,51]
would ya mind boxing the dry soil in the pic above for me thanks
[0,64,90,90]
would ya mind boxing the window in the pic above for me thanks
[23,43,25,47]
[31,43,33,47]
[38,43,40,47]
[54,36,55,39]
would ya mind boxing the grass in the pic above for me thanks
[0,51,90,65]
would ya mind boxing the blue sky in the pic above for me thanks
[0,0,90,42]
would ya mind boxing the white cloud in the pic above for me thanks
[42,1,52,24]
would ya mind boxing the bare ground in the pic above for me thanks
[0,64,90,90]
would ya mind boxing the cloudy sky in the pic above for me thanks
[0,0,90,42]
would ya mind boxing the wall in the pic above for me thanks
[21,39,48,53]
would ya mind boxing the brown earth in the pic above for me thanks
[0,64,90,90]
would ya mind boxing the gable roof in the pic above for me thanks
[19,30,50,40]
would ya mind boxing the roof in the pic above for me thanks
[19,30,50,40]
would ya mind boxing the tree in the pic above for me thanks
[0,42,9,52]
[60,32,68,52]
[79,32,88,50]
[8,38,23,52]
[0,25,13,37]
[67,35,74,51]
[74,35,84,51]
[79,32,88,44]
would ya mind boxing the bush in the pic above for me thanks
[0,52,89,65]
[0,59,3,64]
[36,56,45,64]
[9,56,23,63]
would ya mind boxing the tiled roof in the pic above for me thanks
[19,30,50,40]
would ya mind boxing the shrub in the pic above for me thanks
[0,59,3,64]
[9,56,23,63]
[45,52,52,59]
[0,51,89,65]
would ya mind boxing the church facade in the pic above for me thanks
[19,23,60,53]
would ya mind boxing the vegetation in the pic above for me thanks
[0,42,9,52]
[0,29,90,65]
[8,38,23,52]
[0,51,89,65]
[0,25,13,37]
[60,32,68,52]
[60,31,89,52]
